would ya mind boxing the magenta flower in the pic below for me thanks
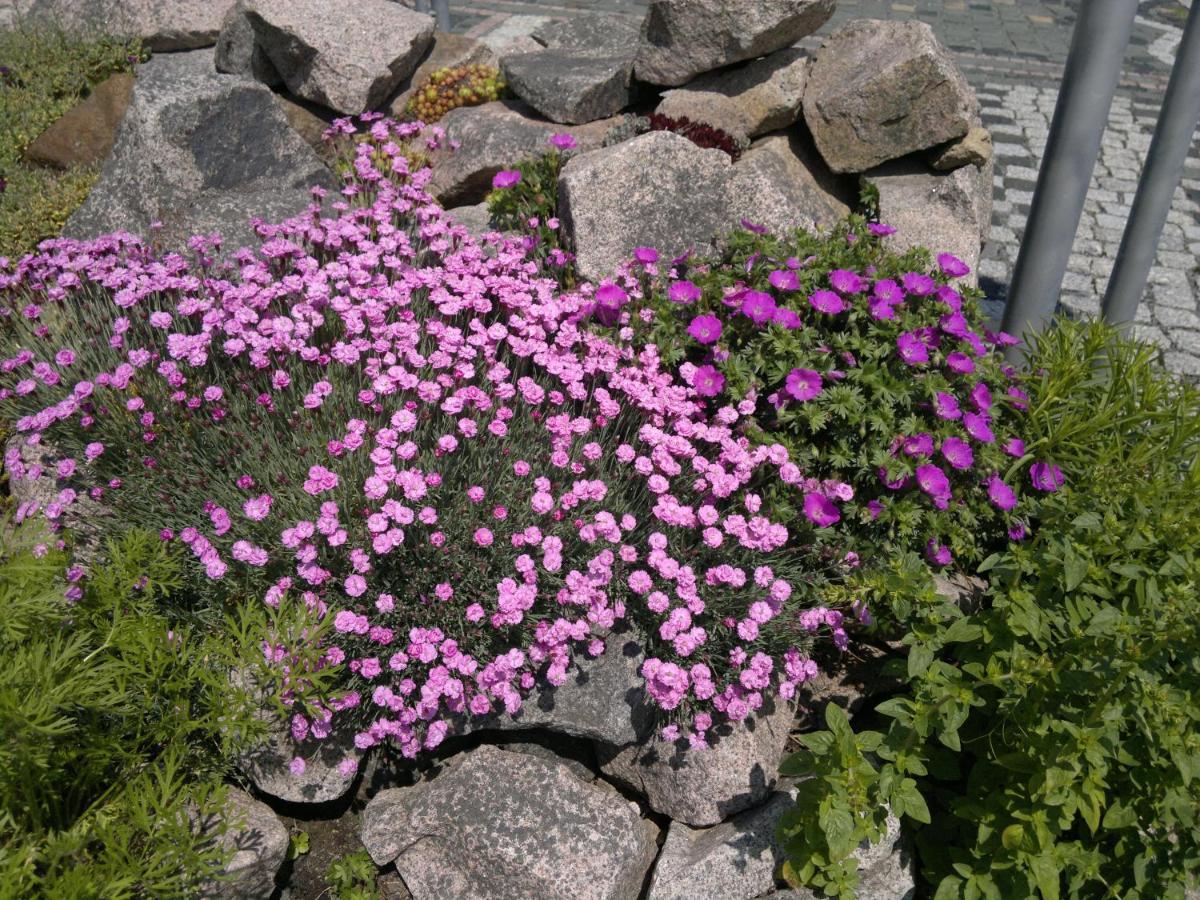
[691,364,725,397]
[986,474,1017,511]
[740,218,768,234]
[1008,521,1029,541]
[633,246,659,264]
[548,133,577,150]
[868,222,897,236]
[830,269,865,294]
[926,538,953,567]
[772,307,803,329]
[963,412,995,443]
[896,332,929,365]
[916,464,952,508]
[741,290,777,325]
[934,392,962,420]
[668,279,701,304]
[901,272,936,296]
[903,433,934,457]
[595,281,628,308]
[1006,385,1030,410]
[785,368,822,402]
[687,314,722,345]
[809,290,847,315]
[243,493,273,521]
[803,493,840,527]
[936,285,963,311]
[970,382,992,411]
[1030,461,1065,492]
[491,169,521,189]
[946,351,975,374]
[873,279,903,304]
[941,436,974,470]
[768,269,800,292]
[1003,437,1026,457]
[868,297,897,320]
[937,252,971,278]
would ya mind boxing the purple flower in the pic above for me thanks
[937,252,971,278]
[868,223,897,236]
[1008,521,1028,541]
[687,314,722,345]
[634,246,659,264]
[866,499,884,520]
[900,433,932,457]
[936,285,963,311]
[869,297,897,320]
[964,331,988,357]
[896,332,929,366]
[916,463,952,508]
[830,269,865,294]
[1006,385,1029,410]
[1030,461,1064,492]
[878,468,909,491]
[926,538,953,567]
[1003,437,1026,457]
[803,493,840,527]
[768,269,800,292]
[491,169,521,189]
[963,412,996,443]
[934,392,962,420]
[741,290,777,325]
[809,290,847,315]
[691,364,725,397]
[785,368,822,402]
[548,133,577,150]
[901,272,936,297]
[986,474,1018,511]
[668,279,701,304]
[595,281,628,307]
[970,382,992,411]
[772,307,803,329]
[941,436,974,470]
[946,351,975,374]
[740,218,768,234]
[940,312,970,338]
[873,279,903,304]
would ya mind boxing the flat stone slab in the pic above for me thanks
[501,50,632,125]
[11,0,236,51]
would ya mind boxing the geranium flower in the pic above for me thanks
[934,392,961,420]
[946,351,975,374]
[809,290,846,315]
[668,279,701,304]
[687,314,722,345]
[491,169,521,189]
[941,436,974,470]
[691,364,725,397]
[925,538,952,566]
[1030,461,1064,492]
[829,269,865,294]
[986,474,1017,510]
[548,133,577,150]
[633,246,659,264]
[803,493,840,527]
[901,272,936,296]
[740,291,777,325]
[768,269,800,292]
[868,222,897,236]
[785,368,821,402]
[963,412,995,443]
[916,464,952,508]
[772,307,803,329]
[937,252,971,278]
[896,332,929,365]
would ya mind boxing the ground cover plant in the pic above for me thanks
[775,320,1200,899]
[0,523,263,897]
[403,63,505,124]
[0,116,851,776]
[0,26,144,259]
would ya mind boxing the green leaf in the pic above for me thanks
[1001,824,1025,851]
[1102,802,1137,830]
[908,644,935,679]
[820,806,857,859]
[1063,546,1089,592]
[1029,853,1060,900]
[896,779,930,824]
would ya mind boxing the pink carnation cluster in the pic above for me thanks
[0,116,844,762]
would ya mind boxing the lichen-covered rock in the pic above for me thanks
[634,0,835,87]
[64,51,332,254]
[929,125,994,171]
[597,696,796,827]
[861,155,994,287]
[11,0,236,51]
[558,130,734,282]
[803,19,979,173]
[361,745,657,900]
[214,0,281,86]
[426,100,618,206]
[728,130,853,238]
[237,718,360,805]
[531,11,642,55]
[245,0,434,114]
[25,72,134,170]
[197,788,289,899]
[655,47,809,143]
[501,51,632,125]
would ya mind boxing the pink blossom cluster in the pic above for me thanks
[0,116,845,764]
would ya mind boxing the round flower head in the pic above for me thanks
[691,364,725,397]
[809,290,846,315]
[687,314,722,345]
[896,332,929,366]
[548,133,577,150]
[784,368,821,402]
[633,246,659,264]
[937,252,971,278]
[829,269,865,294]
[668,279,701,304]
[768,269,800,292]
[1030,461,1065,492]
[740,291,777,325]
[491,169,521,189]
[803,493,840,527]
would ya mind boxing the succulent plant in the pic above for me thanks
[405,63,505,123]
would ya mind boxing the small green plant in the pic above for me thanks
[405,63,504,123]
[325,849,380,900]
[778,320,1200,899]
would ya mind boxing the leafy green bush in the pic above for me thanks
[0,524,264,897]
[325,850,379,900]
[778,320,1200,899]
[0,27,144,259]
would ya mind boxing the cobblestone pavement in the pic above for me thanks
[447,0,1200,375]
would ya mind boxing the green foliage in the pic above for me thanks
[0,523,265,897]
[0,27,145,258]
[485,148,576,285]
[778,320,1200,898]
[325,849,380,900]
[404,63,504,123]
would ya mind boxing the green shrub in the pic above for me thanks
[485,142,577,285]
[0,27,144,259]
[778,319,1200,899]
[0,523,265,897]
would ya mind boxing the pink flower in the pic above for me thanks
[740,291,776,325]
[768,269,800,292]
[941,437,974,470]
[687,314,722,345]
[474,527,494,547]
[691,365,724,398]
[803,493,840,527]
[987,474,1017,511]
[937,252,971,278]
[916,464,952,508]
[548,133,577,150]
[784,368,821,402]
[1030,461,1064,492]
[668,280,701,304]
[829,269,865,293]
[896,332,928,365]
[809,290,846,315]
[243,494,273,521]
[492,169,521,189]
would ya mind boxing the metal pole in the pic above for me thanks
[1001,0,1139,350]
[1102,4,1200,326]
[433,0,451,31]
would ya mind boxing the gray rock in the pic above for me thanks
[64,52,333,254]
[479,14,552,57]
[198,788,289,899]
[245,0,434,114]
[238,718,361,804]
[804,19,979,174]
[444,203,495,241]
[501,51,633,125]
[361,745,657,900]
[387,32,498,117]
[454,629,654,746]
[655,47,810,143]
[929,125,994,171]
[214,0,281,86]
[635,0,835,87]
[863,155,994,287]
[558,130,734,282]
[11,0,236,51]
[427,100,618,206]
[493,734,599,782]
[597,696,796,827]
[728,130,853,238]
[531,12,643,55]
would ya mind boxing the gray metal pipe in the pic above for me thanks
[1001,0,1140,350]
[1102,4,1200,326]
[433,0,451,31]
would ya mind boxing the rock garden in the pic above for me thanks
[1,2,1198,899]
